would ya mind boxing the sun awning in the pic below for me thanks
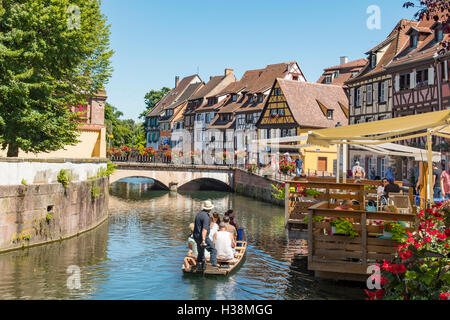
[307,109,450,147]
[352,143,441,162]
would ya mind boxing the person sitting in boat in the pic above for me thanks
[222,216,237,240]
[193,200,217,269]
[213,222,236,261]
[208,213,220,242]
[225,209,239,231]
[187,223,198,258]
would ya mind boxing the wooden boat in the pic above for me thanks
[182,232,247,276]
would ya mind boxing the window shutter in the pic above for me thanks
[384,81,389,102]
[410,70,416,89]
[445,61,449,81]
[394,75,400,92]
[373,82,378,103]
[350,88,355,107]
[362,85,366,105]
[429,67,435,85]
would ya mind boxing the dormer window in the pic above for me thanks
[435,29,443,42]
[334,71,340,78]
[410,35,418,48]
[371,54,377,69]
[207,97,216,106]
[231,94,237,102]
[327,110,333,120]
[249,95,254,103]
[324,75,332,84]
[258,95,263,103]
[351,71,359,78]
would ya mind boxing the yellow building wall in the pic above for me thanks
[0,128,106,159]
[297,128,337,174]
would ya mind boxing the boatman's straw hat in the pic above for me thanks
[202,200,214,211]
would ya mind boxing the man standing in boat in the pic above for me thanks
[193,200,218,270]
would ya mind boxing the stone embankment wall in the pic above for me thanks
[0,159,109,253]
[233,169,284,207]
[0,158,107,186]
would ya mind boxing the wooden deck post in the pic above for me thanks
[307,206,313,267]
[285,182,290,228]
[361,212,367,269]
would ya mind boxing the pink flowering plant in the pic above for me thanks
[366,201,450,300]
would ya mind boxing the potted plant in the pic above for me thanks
[247,163,257,174]
[329,218,359,237]
[296,184,321,201]
[380,221,407,241]
[279,160,295,174]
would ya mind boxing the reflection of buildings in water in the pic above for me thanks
[0,220,110,300]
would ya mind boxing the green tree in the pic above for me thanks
[0,0,113,157]
[105,102,146,148]
[140,87,171,119]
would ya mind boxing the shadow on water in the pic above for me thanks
[0,177,366,300]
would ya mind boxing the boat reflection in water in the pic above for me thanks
[0,177,365,300]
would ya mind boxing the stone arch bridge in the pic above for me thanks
[110,163,235,191]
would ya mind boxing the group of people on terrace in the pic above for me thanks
[351,160,450,201]
[187,200,240,271]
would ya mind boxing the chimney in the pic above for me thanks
[225,68,234,76]
[175,76,180,88]
[340,56,348,65]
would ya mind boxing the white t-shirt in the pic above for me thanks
[215,231,234,260]
[208,223,219,242]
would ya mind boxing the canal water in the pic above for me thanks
[0,178,365,300]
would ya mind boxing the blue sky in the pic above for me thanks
[100,0,419,121]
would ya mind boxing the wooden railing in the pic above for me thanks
[285,178,414,230]
[306,201,417,281]
[285,181,366,230]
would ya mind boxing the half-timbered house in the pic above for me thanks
[256,79,349,174]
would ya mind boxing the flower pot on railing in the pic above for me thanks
[383,231,393,239]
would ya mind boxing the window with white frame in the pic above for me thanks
[371,54,377,68]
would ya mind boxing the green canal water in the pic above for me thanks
[0,178,365,300]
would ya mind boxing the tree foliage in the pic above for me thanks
[140,87,171,119]
[105,102,146,148]
[0,0,113,156]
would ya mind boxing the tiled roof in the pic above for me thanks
[216,62,297,114]
[387,19,449,68]
[184,73,236,115]
[346,19,418,84]
[146,74,199,117]
[276,79,349,128]
[317,58,368,86]
[166,82,203,109]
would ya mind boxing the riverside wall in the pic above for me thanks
[233,169,284,207]
[0,159,109,253]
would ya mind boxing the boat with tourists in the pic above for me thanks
[182,230,247,276]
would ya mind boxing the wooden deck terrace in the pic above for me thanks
[285,178,414,230]
[306,201,417,282]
